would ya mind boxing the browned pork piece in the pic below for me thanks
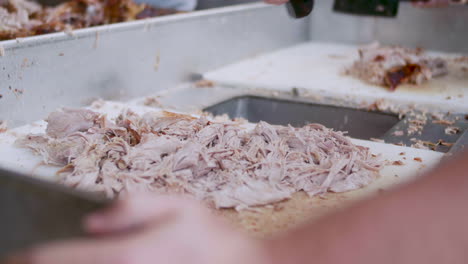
[0,0,179,40]
[17,108,384,210]
[347,43,448,90]
[0,0,42,38]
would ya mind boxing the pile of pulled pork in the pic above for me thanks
[347,43,448,90]
[17,108,384,210]
[0,0,177,40]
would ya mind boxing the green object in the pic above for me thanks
[333,0,401,17]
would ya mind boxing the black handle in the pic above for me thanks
[287,0,314,18]
[333,0,401,17]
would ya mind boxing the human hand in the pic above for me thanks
[412,0,451,7]
[264,0,290,5]
[3,195,269,264]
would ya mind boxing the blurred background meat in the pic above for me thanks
[347,43,449,91]
[0,0,179,40]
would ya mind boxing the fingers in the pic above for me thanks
[1,195,209,264]
[2,239,124,264]
[1,200,185,264]
[85,194,199,234]
[412,0,450,7]
[264,0,289,5]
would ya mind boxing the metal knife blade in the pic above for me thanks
[443,130,468,161]
[0,168,109,257]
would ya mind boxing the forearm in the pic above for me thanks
[266,153,468,264]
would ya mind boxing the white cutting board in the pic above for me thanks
[0,101,443,191]
[204,42,468,113]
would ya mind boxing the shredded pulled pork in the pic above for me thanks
[0,0,179,40]
[347,43,448,90]
[17,108,384,210]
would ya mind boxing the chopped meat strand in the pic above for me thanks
[432,120,455,126]
[445,126,460,135]
[0,120,7,133]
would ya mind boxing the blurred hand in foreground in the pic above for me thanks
[264,0,289,5]
[412,0,451,7]
[3,195,268,264]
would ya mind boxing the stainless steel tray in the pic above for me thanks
[205,95,400,140]
[204,95,468,153]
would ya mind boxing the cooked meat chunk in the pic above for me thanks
[46,108,100,138]
[0,0,41,35]
[17,133,89,165]
[347,43,448,90]
[0,120,7,133]
[17,109,384,210]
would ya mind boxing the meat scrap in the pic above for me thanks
[0,120,7,133]
[194,79,215,88]
[143,96,163,108]
[445,126,460,135]
[410,138,454,151]
[45,108,100,138]
[438,140,454,147]
[370,138,385,143]
[407,116,427,136]
[0,0,179,40]
[347,43,448,90]
[17,108,384,210]
[432,120,455,126]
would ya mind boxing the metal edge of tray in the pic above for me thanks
[0,3,274,50]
